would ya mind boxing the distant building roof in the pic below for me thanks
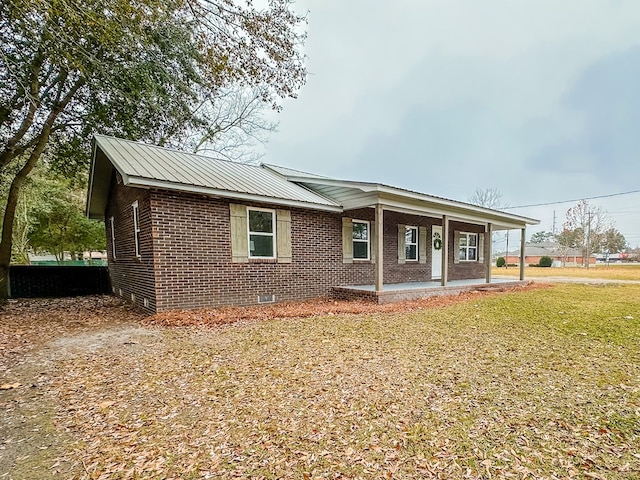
[509,242,583,257]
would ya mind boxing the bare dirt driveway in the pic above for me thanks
[0,297,155,478]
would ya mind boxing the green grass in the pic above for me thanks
[494,263,640,281]
[50,284,640,479]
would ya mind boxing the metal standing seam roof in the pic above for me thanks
[91,135,341,210]
[263,164,540,227]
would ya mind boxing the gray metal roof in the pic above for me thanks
[87,136,539,230]
[87,135,340,219]
[263,164,540,229]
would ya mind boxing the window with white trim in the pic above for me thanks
[405,226,418,261]
[109,216,116,259]
[248,208,275,258]
[458,232,478,261]
[352,220,370,260]
[132,201,141,258]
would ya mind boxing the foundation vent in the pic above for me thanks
[258,294,275,304]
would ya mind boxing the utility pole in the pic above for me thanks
[552,210,556,235]
[585,210,591,270]
[505,230,509,270]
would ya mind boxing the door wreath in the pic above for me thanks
[433,238,442,250]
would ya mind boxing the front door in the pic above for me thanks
[432,226,443,279]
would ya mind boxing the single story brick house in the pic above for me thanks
[505,242,595,267]
[87,135,539,312]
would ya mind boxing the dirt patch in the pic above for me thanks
[0,296,150,479]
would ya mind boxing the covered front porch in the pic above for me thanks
[332,277,530,304]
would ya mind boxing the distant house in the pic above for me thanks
[504,242,595,267]
[86,135,539,312]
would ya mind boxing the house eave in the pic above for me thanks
[126,176,344,212]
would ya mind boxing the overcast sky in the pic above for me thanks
[262,0,640,248]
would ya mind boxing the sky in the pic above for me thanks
[262,0,640,249]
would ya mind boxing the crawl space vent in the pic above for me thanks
[258,294,275,304]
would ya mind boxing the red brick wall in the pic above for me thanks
[106,183,491,312]
[447,221,486,280]
[149,193,377,311]
[105,173,157,312]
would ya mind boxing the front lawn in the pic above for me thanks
[493,264,640,281]
[3,284,640,479]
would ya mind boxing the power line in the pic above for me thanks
[505,188,640,209]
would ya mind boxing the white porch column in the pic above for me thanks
[375,204,384,292]
[441,215,449,287]
[519,227,526,281]
[485,223,493,284]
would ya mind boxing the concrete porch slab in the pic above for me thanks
[332,278,530,304]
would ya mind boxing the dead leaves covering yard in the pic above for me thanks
[2,283,640,479]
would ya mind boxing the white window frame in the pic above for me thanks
[459,232,478,262]
[247,207,276,259]
[109,216,116,260]
[352,220,370,260]
[406,226,418,261]
[132,201,141,258]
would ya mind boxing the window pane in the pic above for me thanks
[353,222,368,240]
[250,234,274,257]
[249,210,273,233]
[354,241,368,259]
[459,248,467,261]
[468,247,477,260]
[459,236,467,247]
[469,234,477,246]
[406,227,416,244]
[406,244,417,260]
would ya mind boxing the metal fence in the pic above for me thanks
[9,265,111,298]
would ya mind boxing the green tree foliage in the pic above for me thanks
[529,231,555,243]
[29,176,105,262]
[539,256,553,267]
[0,0,307,297]
[496,256,506,268]
[601,227,627,254]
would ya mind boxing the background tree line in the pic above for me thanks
[529,199,629,263]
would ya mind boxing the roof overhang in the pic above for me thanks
[283,177,539,230]
[86,138,343,220]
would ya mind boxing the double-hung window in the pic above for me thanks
[248,208,275,258]
[352,220,370,260]
[405,226,418,261]
[458,232,478,261]
[132,201,141,258]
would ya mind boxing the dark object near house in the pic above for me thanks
[86,135,539,312]
[539,256,553,267]
[9,265,111,298]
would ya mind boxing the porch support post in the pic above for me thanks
[485,223,493,284]
[519,227,526,281]
[441,215,449,287]
[375,204,384,292]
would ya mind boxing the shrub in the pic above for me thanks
[496,257,506,268]
[539,256,553,267]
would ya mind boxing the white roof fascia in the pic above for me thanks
[290,176,538,226]
[127,176,344,212]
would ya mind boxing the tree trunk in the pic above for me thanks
[0,171,30,299]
